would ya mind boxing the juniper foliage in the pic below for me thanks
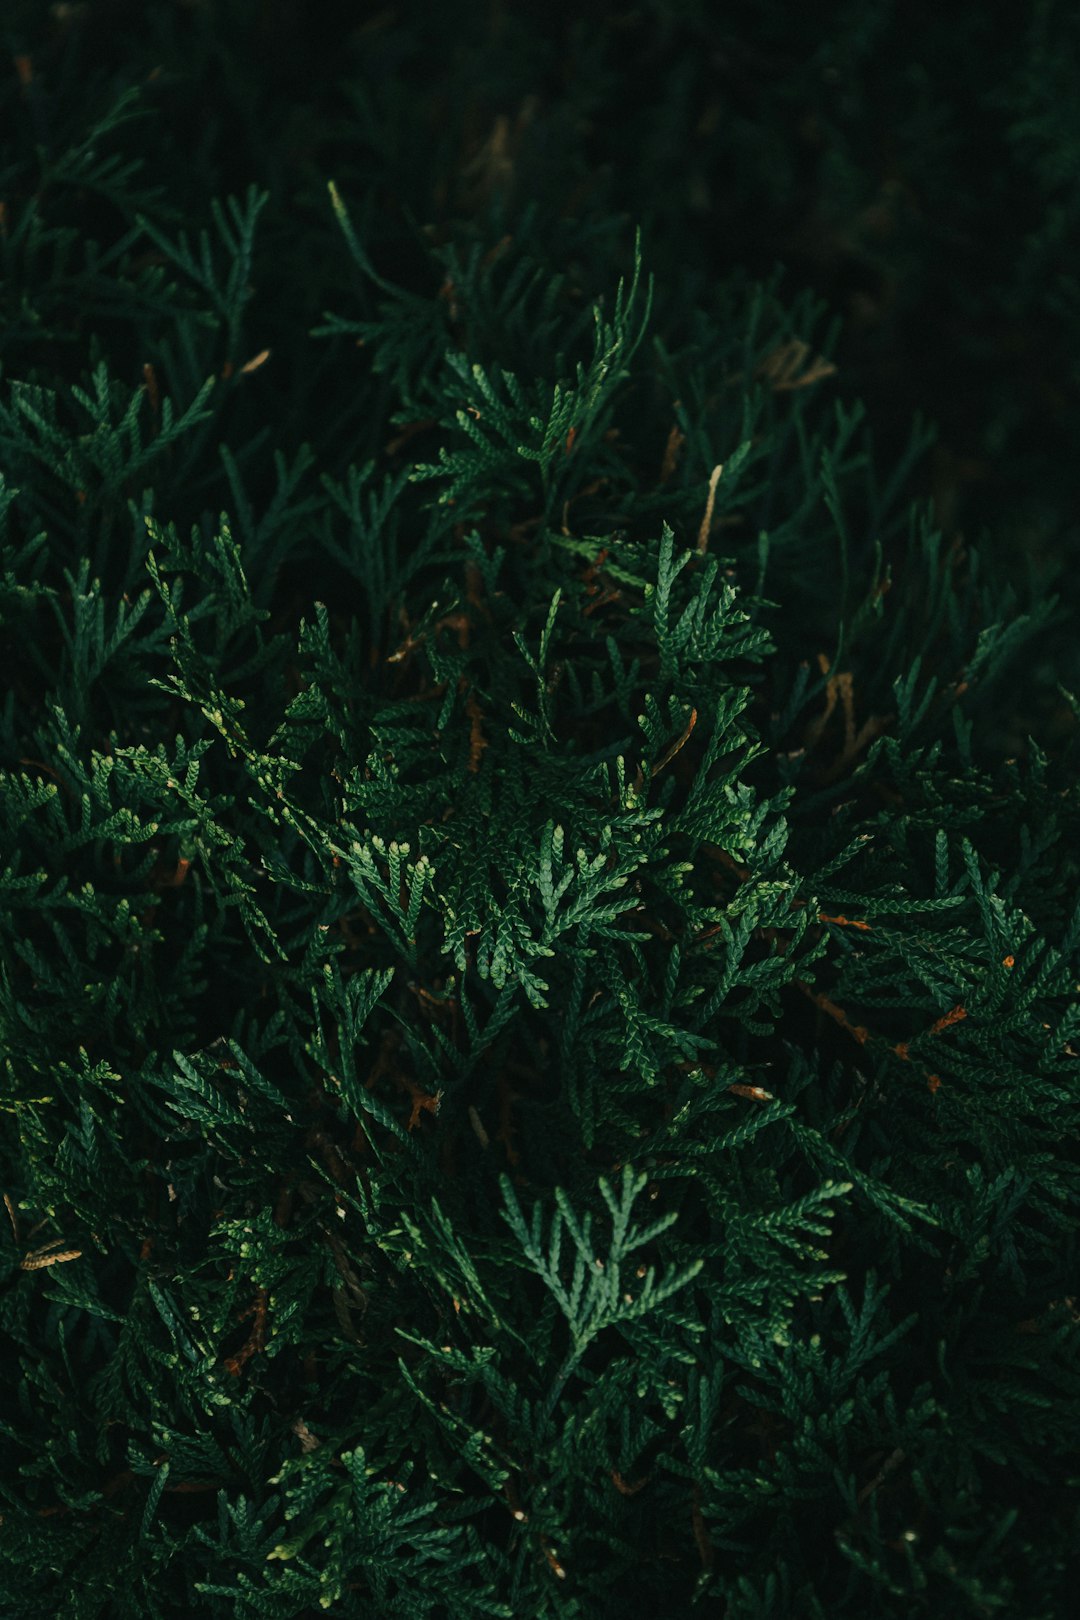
[1,6,1078,1619]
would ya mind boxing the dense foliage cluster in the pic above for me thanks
[1,4,1078,1616]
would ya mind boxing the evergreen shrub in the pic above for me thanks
[1,5,1078,1617]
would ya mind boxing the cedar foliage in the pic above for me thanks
[1,4,1079,1617]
